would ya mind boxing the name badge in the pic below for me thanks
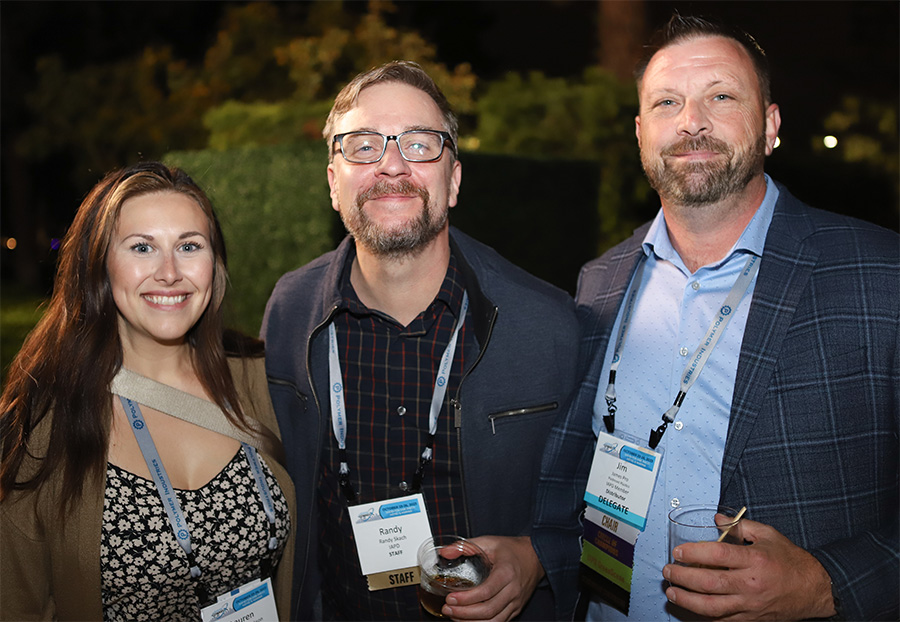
[348,493,433,591]
[584,431,661,530]
[200,576,279,622]
[581,431,662,615]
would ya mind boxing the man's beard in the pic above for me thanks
[641,133,766,207]
[340,180,448,259]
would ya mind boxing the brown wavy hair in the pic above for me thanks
[0,161,261,512]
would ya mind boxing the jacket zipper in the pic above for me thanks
[290,303,339,621]
[487,402,558,434]
[452,304,499,537]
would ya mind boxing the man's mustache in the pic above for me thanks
[356,180,430,207]
[661,135,733,158]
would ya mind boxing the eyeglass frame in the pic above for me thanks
[331,130,456,164]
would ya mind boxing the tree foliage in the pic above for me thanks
[476,66,654,253]
[199,2,295,103]
[13,0,664,266]
[821,96,898,178]
[17,47,210,187]
[15,1,477,181]
[204,1,476,149]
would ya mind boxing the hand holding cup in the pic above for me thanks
[668,504,746,568]
[417,536,492,618]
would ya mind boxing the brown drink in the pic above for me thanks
[417,536,491,618]
[418,575,478,618]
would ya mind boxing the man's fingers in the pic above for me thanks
[665,562,739,596]
[665,584,747,620]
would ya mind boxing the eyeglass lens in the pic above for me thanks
[342,132,444,163]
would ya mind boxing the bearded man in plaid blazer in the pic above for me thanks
[526,15,898,622]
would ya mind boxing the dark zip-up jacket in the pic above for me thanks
[262,227,579,620]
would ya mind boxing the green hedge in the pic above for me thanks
[164,143,338,335]
[165,143,601,335]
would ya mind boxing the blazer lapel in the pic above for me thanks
[577,227,648,384]
[721,189,821,493]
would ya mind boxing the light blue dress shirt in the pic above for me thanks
[587,176,778,621]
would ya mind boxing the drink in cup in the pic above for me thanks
[668,504,745,568]
[417,535,491,618]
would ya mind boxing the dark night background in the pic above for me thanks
[2,1,898,289]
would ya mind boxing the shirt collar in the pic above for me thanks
[338,248,466,322]
[436,253,466,315]
[642,173,779,270]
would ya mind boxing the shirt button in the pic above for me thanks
[397,406,406,416]
[691,282,701,291]
[399,481,409,491]
[679,347,689,357]
[671,498,680,508]
[674,421,684,431]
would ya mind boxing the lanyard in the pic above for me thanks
[603,254,760,449]
[603,259,648,434]
[327,291,469,503]
[118,396,279,605]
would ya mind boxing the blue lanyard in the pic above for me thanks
[603,254,760,448]
[117,396,279,603]
[327,291,469,502]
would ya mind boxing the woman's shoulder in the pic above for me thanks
[7,409,55,481]
[1,408,74,537]
[226,355,267,393]
[223,330,268,399]
[223,329,265,358]
[225,352,276,432]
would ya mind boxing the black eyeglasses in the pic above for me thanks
[332,130,455,163]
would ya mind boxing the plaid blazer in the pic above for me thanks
[532,181,899,621]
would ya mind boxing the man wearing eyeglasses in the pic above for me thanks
[261,61,578,621]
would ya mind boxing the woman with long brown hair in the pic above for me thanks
[1,161,295,620]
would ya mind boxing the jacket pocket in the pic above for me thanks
[266,376,310,455]
[267,376,309,412]
[487,402,558,434]
[266,376,309,428]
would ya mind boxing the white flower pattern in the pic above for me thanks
[100,450,290,621]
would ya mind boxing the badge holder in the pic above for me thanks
[200,577,279,622]
[348,493,434,591]
[581,430,662,615]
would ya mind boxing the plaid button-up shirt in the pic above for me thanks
[318,252,471,620]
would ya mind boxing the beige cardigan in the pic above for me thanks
[0,357,297,621]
